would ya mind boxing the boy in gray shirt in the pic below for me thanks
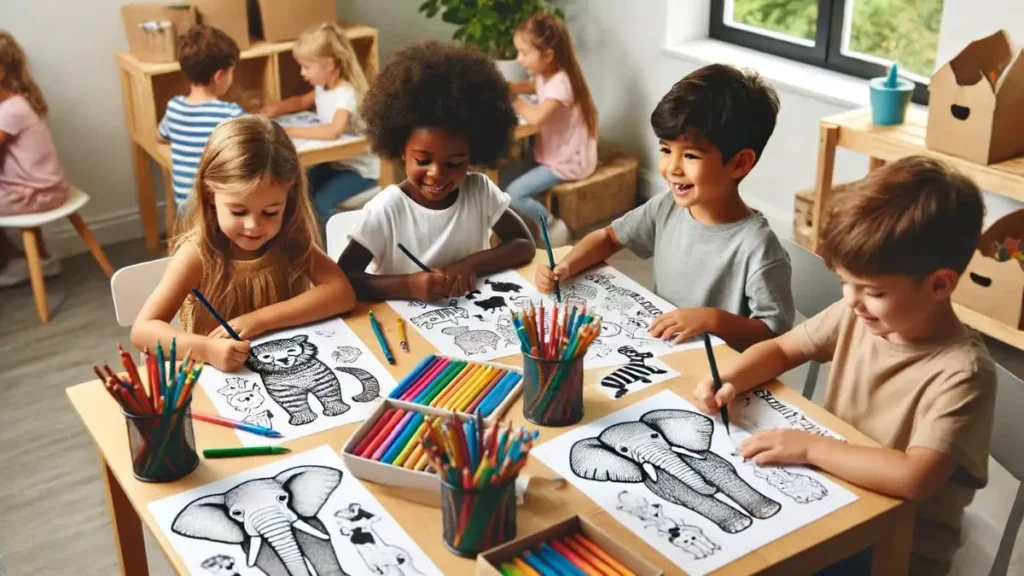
[536,64,793,350]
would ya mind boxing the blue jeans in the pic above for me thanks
[506,165,564,224]
[307,164,377,219]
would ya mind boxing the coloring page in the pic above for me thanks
[149,445,440,576]
[732,387,846,441]
[197,318,397,446]
[594,353,679,399]
[532,390,857,574]
[274,111,364,153]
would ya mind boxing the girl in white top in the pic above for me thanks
[338,42,535,302]
[261,22,378,220]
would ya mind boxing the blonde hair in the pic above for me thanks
[0,31,47,117]
[517,13,597,138]
[293,22,369,104]
[173,116,321,331]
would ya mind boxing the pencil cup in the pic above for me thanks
[123,399,199,483]
[440,476,517,557]
[522,352,584,427]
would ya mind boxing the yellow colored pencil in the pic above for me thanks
[441,365,486,410]
[431,364,478,407]
[448,366,493,411]
[454,367,502,413]
[413,450,432,471]
[513,557,543,576]
[393,423,425,466]
[402,443,425,469]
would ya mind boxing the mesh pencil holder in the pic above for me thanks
[522,352,584,427]
[122,399,198,483]
[440,476,517,557]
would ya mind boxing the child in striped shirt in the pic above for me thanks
[158,25,244,212]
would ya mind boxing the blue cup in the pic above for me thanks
[869,77,914,126]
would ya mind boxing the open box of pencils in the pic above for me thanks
[388,355,524,426]
[478,515,664,576]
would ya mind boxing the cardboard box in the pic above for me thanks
[926,30,1024,165]
[247,0,335,43]
[953,209,1024,328]
[121,4,198,63]
[191,0,250,50]
[477,515,664,576]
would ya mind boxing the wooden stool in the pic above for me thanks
[0,186,114,323]
[540,149,639,231]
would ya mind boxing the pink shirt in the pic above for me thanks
[0,95,67,215]
[533,71,597,180]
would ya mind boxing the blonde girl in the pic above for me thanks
[132,115,355,372]
[0,31,67,286]
[261,22,378,220]
[508,12,598,246]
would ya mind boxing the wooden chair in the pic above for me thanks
[110,257,170,327]
[780,237,843,399]
[325,210,364,262]
[0,186,113,323]
[537,148,639,232]
[987,364,1024,576]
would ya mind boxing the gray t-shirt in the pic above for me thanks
[611,192,794,334]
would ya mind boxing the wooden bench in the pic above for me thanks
[538,148,639,232]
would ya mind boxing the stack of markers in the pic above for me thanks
[420,413,539,556]
[92,338,202,481]
[389,355,523,418]
[497,531,639,576]
[512,301,602,425]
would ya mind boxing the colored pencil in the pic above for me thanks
[703,331,734,445]
[389,355,522,417]
[538,213,562,303]
[191,411,284,438]
[190,287,240,340]
[397,318,409,352]
[397,242,432,273]
[203,446,291,458]
[368,310,395,365]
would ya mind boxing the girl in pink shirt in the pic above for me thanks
[0,31,66,286]
[510,12,598,246]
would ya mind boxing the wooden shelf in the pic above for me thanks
[952,302,1024,351]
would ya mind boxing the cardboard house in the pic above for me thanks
[926,30,1024,165]
[953,210,1024,329]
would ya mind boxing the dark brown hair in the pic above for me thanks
[651,64,778,164]
[178,25,239,86]
[821,156,984,278]
[516,12,598,138]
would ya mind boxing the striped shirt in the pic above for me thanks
[158,97,244,206]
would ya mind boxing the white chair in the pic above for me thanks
[110,257,170,327]
[337,185,381,212]
[780,237,843,399]
[0,186,113,323]
[325,210,364,262]
[987,365,1024,576]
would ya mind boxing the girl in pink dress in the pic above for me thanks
[0,31,66,286]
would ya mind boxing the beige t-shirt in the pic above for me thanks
[794,301,996,575]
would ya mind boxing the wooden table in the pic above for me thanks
[67,250,911,575]
[811,106,1024,351]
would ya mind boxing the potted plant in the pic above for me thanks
[418,0,564,81]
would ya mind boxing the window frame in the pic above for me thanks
[709,0,931,104]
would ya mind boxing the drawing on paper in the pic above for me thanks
[584,271,664,317]
[335,503,426,576]
[570,409,781,533]
[564,282,598,300]
[603,293,637,312]
[510,295,532,311]
[473,296,508,314]
[565,294,587,311]
[315,330,335,338]
[226,384,274,429]
[463,289,482,300]
[623,316,656,341]
[408,300,428,309]
[442,326,500,356]
[600,346,670,399]
[484,279,523,293]
[201,554,241,576]
[410,307,469,330]
[747,463,828,504]
[590,339,612,358]
[617,492,720,560]
[599,322,622,338]
[332,367,381,403]
[495,314,520,346]
[218,377,255,397]
[752,389,843,440]
[332,346,362,364]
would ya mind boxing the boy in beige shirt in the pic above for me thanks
[694,156,996,575]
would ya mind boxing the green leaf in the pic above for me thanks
[441,6,470,24]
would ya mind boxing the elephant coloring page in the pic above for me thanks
[532,391,857,574]
[149,445,441,576]
[198,318,398,447]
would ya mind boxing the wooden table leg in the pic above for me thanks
[102,459,149,576]
[129,143,160,252]
[869,157,886,171]
[870,504,913,575]
[810,124,839,254]
[22,227,49,323]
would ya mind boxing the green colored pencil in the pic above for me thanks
[203,446,292,459]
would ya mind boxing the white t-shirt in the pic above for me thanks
[314,83,379,180]
[348,173,512,274]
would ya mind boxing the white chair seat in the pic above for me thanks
[0,186,90,228]
[325,210,365,261]
[337,186,381,211]
[110,257,171,327]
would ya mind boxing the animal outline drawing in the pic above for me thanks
[331,346,362,364]
[410,307,469,330]
[603,293,636,312]
[314,330,334,338]
[565,294,587,311]
[752,389,842,440]
[599,322,622,338]
[495,314,520,346]
[201,554,241,576]
[335,503,426,576]
[441,326,500,356]
[463,289,482,300]
[747,463,828,504]
[616,492,719,560]
[407,300,427,309]
[570,409,781,533]
[585,271,664,317]
[589,338,612,359]
[218,377,255,397]
[484,279,523,293]
[333,367,381,403]
[172,465,348,576]
[510,295,532,311]
[623,316,655,341]
[600,346,670,399]
[473,296,508,314]
[226,384,274,429]
[563,282,598,300]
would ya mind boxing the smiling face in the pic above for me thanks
[296,54,338,88]
[513,31,553,76]
[658,134,750,217]
[212,181,288,257]
[835,267,956,342]
[401,127,470,208]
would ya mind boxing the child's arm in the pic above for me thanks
[509,80,535,95]
[131,243,251,372]
[514,97,562,127]
[438,208,535,295]
[260,91,315,117]
[535,226,623,294]
[338,240,449,302]
[651,310,778,351]
[284,109,350,141]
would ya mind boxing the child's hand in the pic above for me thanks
[441,263,477,298]
[739,429,819,466]
[693,377,736,414]
[205,338,252,372]
[207,312,267,341]
[650,308,716,343]
[535,262,569,294]
[409,270,449,302]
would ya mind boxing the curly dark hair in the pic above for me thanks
[361,41,517,166]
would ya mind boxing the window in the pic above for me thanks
[710,0,944,103]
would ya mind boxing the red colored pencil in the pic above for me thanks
[353,408,396,455]
[359,409,406,458]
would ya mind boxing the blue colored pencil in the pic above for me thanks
[156,342,166,403]
[191,288,241,340]
[390,355,437,398]
[368,311,395,365]
[538,214,562,303]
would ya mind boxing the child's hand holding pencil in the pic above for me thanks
[535,261,570,295]
[203,338,251,372]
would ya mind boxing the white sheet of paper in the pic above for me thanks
[274,111,365,152]
[148,445,442,576]
[732,387,845,441]
[594,357,680,399]
[532,390,857,575]
[197,318,396,446]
